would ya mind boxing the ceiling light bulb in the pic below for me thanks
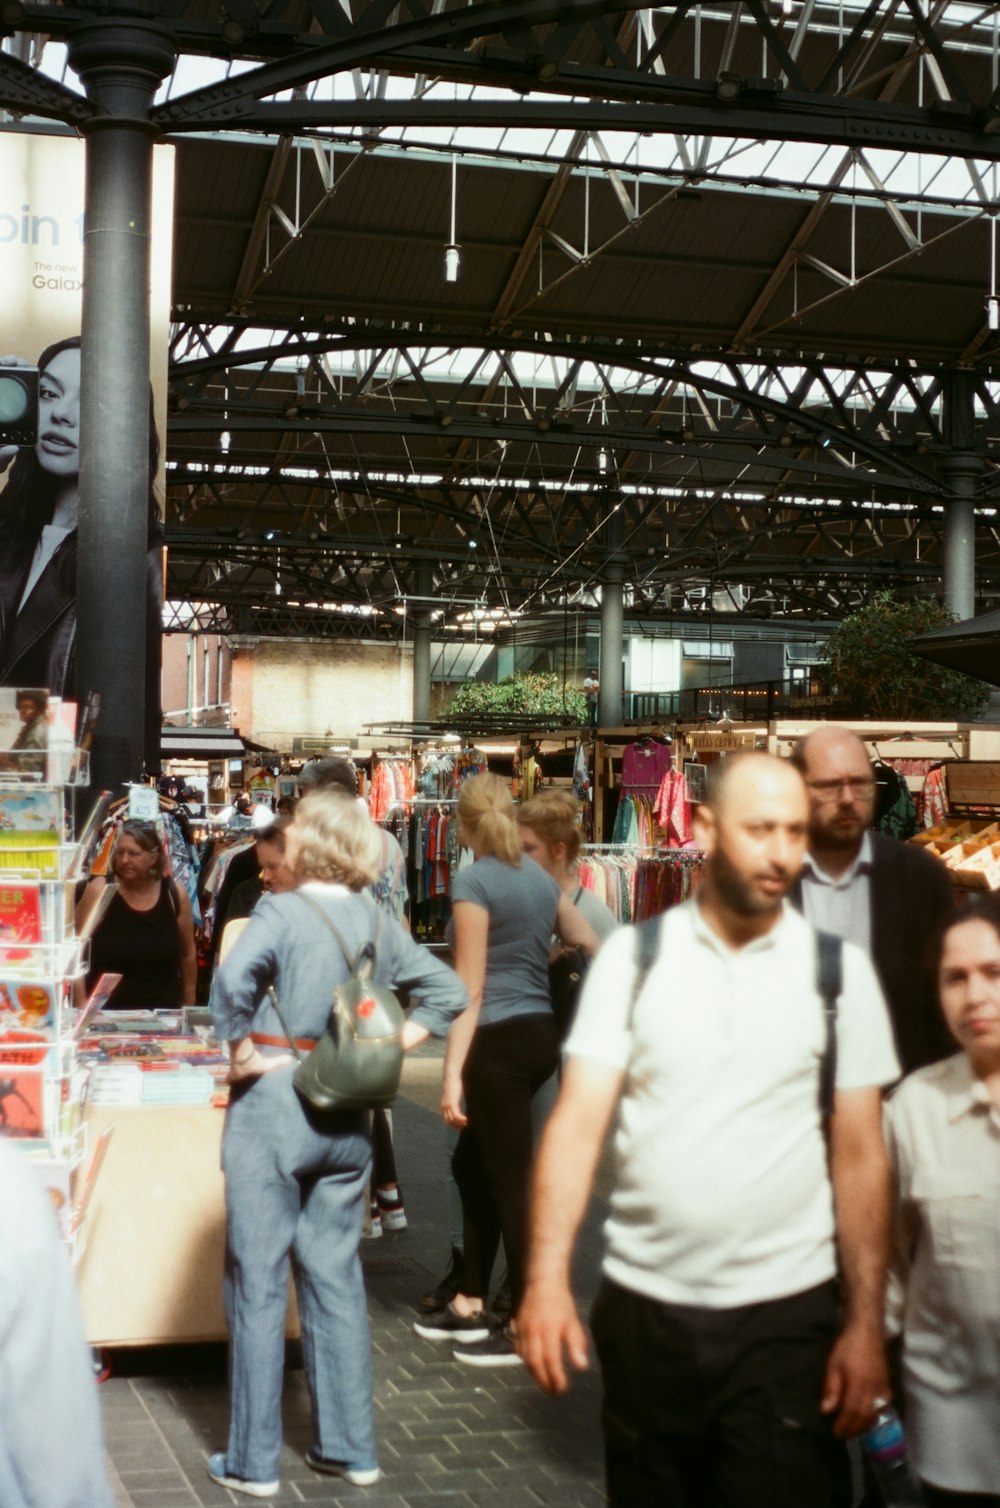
[988,295,1000,331]
[444,245,460,283]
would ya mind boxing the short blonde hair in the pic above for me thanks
[457,772,521,867]
[516,789,582,863]
[289,790,382,890]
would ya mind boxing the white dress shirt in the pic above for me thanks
[800,829,874,955]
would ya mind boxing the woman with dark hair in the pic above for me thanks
[884,898,1000,1506]
[0,337,162,693]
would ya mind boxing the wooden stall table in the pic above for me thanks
[78,1104,298,1347]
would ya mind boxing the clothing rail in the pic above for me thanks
[581,842,659,853]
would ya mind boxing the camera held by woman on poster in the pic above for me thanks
[0,361,38,449]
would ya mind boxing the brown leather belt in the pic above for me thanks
[251,1030,317,1051]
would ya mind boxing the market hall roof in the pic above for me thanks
[6,1,1000,632]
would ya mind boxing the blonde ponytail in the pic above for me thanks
[457,773,521,867]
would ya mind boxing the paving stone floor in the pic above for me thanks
[98,1044,610,1508]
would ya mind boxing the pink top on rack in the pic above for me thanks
[621,738,674,792]
[655,770,693,848]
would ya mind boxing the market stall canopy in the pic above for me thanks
[160,727,249,760]
[908,612,1000,688]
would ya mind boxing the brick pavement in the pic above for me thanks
[99,1044,610,1508]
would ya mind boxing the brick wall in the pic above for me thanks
[162,633,232,725]
[234,638,414,747]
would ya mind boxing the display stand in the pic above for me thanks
[0,753,96,1261]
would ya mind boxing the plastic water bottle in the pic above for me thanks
[861,1405,926,1506]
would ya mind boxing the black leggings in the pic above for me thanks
[452,1014,558,1310]
[371,1107,397,1187]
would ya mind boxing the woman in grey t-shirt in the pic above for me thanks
[414,774,597,1364]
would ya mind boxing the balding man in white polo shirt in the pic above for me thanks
[518,752,900,1508]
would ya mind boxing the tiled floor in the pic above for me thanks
[98,1045,609,1507]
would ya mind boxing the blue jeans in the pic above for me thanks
[222,1066,375,1481]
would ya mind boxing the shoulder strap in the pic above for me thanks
[816,929,842,1123]
[296,889,379,976]
[164,876,180,918]
[626,912,664,1033]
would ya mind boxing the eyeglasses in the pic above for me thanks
[805,777,876,802]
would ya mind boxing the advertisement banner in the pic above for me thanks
[0,132,174,707]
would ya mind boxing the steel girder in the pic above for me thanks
[9,1,1000,638]
[139,1,1000,164]
[4,2,1000,160]
[164,320,1000,628]
[168,322,1000,486]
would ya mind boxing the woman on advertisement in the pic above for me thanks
[0,336,162,695]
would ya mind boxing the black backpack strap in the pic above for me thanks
[627,913,664,1033]
[816,929,842,1123]
[165,875,180,918]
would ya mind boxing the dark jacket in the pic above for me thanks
[0,531,163,699]
[0,531,77,691]
[790,830,956,1075]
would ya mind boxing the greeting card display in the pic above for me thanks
[0,879,42,953]
[0,1031,49,1139]
[0,978,59,1031]
[0,789,62,875]
[0,686,50,779]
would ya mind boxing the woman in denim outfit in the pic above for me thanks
[209,789,467,1499]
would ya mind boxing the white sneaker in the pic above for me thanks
[207,1453,279,1498]
[362,1201,383,1239]
[306,1448,380,1485]
[376,1186,407,1232]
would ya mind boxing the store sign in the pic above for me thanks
[293,737,337,754]
[689,732,759,751]
[292,737,360,754]
[0,133,174,695]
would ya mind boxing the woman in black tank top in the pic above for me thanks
[77,819,197,1007]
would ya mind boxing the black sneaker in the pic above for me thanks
[419,1247,463,1311]
[413,1302,490,1344]
[453,1324,523,1368]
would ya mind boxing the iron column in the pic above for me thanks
[68,20,175,790]
[598,498,626,728]
[941,373,981,623]
[412,562,433,728]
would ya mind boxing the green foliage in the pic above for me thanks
[447,671,588,721]
[819,592,992,720]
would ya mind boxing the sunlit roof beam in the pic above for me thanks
[588,131,637,223]
[856,149,920,252]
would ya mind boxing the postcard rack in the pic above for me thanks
[0,762,102,1260]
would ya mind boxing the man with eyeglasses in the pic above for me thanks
[790,725,955,1074]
